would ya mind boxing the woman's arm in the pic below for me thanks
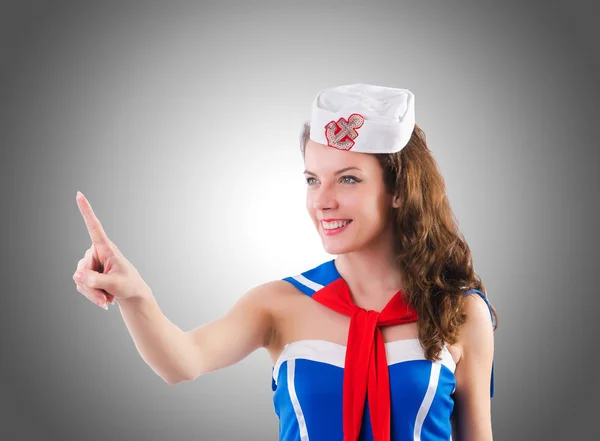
[451,293,495,441]
[180,280,283,381]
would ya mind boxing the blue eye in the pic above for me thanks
[341,176,360,184]
[305,176,361,186]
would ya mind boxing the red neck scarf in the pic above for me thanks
[312,276,419,441]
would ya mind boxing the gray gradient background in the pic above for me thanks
[1,0,599,440]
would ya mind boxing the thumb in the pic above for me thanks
[78,268,121,294]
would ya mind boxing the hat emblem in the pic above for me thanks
[324,113,365,150]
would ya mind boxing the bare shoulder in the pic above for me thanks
[457,293,494,351]
[447,293,493,365]
[453,292,494,381]
[243,278,305,331]
[250,279,307,350]
[246,279,303,306]
[182,279,303,379]
[451,293,495,439]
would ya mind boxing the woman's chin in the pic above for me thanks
[321,240,353,255]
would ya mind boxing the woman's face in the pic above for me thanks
[304,140,400,255]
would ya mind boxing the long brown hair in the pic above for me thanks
[300,122,498,362]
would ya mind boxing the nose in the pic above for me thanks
[313,184,339,211]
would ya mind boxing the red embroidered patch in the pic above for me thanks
[324,113,365,150]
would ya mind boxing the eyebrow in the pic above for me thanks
[303,167,364,176]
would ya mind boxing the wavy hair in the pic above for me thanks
[300,122,498,361]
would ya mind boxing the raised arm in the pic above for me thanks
[180,280,283,381]
[72,191,281,386]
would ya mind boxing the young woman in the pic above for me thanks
[73,84,497,441]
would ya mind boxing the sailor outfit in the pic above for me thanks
[271,84,495,440]
[271,259,495,441]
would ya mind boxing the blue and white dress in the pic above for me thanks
[271,259,495,441]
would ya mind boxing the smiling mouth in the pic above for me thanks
[321,220,353,234]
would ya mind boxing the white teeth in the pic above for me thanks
[322,220,351,229]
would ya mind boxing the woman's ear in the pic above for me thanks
[392,193,401,209]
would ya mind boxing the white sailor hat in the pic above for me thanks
[309,83,415,154]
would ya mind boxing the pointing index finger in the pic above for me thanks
[76,191,110,245]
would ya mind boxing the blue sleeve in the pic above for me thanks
[464,289,495,398]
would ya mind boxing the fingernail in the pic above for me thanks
[73,272,82,282]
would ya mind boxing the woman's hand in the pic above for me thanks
[72,191,153,309]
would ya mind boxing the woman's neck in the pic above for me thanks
[334,248,406,306]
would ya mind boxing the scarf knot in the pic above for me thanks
[312,277,418,441]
